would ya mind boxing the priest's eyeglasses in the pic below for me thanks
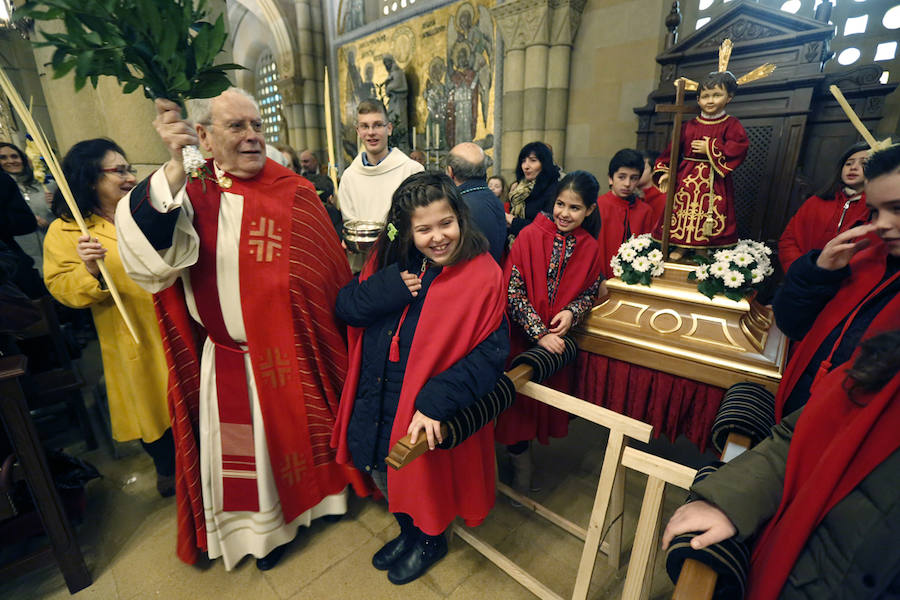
[101,165,138,177]
[357,122,387,132]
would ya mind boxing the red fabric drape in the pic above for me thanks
[574,354,723,452]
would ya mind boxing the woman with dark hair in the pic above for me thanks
[42,138,175,496]
[496,170,606,491]
[663,329,900,599]
[334,172,509,585]
[0,142,55,273]
[778,142,869,272]
[506,141,561,239]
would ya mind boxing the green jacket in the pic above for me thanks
[692,409,900,599]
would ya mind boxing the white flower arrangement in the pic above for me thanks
[611,234,665,286]
[689,239,774,300]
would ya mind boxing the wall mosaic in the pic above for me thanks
[337,0,497,164]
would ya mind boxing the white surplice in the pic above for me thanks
[116,167,347,570]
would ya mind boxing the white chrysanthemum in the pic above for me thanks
[723,270,745,288]
[647,249,663,263]
[732,252,753,266]
[651,265,665,277]
[613,263,624,277]
[610,256,621,269]
[751,268,764,284]
[182,144,206,176]
[714,250,733,263]
[695,266,709,281]
[621,248,637,262]
[632,236,651,251]
[764,265,775,276]
[710,261,730,276]
[632,257,652,272]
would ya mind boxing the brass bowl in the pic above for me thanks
[343,220,384,254]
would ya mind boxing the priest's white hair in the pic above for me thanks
[187,87,260,125]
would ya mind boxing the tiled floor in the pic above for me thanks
[1,342,714,599]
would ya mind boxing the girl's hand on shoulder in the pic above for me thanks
[505,212,514,226]
[661,501,737,551]
[549,310,573,335]
[76,234,107,277]
[537,333,565,355]
[408,410,443,450]
[399,270,422,297]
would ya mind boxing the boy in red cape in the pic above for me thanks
[771,143,900,420]
[332,172,508,585]
[596,149,655,278]
[496,171,606,492]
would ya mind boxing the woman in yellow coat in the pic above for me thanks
[43,139,174,496]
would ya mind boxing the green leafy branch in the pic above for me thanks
[17,0,245,107]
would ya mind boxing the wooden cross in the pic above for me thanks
[654,78,700,259]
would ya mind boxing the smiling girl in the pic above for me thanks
[333,172,509,585]
[495,170,606,493]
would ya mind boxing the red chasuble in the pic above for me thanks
[495,214,604,445]
[153,158,360,564]
[774,242,900,421]
[332,252,506,535]
[747,361,900,599]
[652,114,749,248]
[778,189,869,272]
[596,190,655,279]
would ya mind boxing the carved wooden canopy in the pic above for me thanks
[635,0,896,249]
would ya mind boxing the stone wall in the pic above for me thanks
[563,0,668,178]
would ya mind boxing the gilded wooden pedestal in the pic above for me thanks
[575,262,788,392]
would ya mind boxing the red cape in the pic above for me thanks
[747,357,900,599]
[153,159,363,564]
[332,252,506,535]
[495,213,604,444]
[775,242,900,421]
[777,189,869,272]
[596,191,655,279]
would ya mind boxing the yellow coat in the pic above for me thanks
[43,215,170,443]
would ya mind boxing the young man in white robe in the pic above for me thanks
[116,88,362,571]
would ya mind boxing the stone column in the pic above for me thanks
[278,76,306,149]
[544,0,586,161]
[493,0,584,177]
[293,0,329,156]
[493,0,551,180]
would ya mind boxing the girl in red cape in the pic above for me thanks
[662,329,900,599]
[332,172,509,585]
[495,170,606,493]
[778,142,869,272]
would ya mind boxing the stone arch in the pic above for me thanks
[230,0,296,79]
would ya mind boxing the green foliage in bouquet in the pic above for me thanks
[687,240,774,302]
[17,0,244,106]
